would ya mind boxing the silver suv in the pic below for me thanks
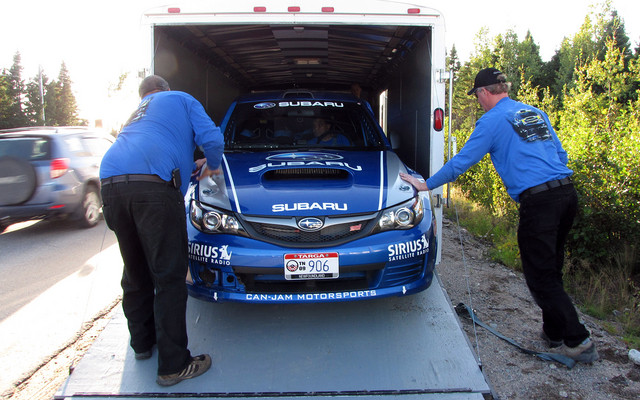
[0,127,113,233]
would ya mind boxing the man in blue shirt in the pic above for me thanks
[400,68,598,364]
[100,75,224,385]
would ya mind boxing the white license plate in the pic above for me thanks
[284,252,339,280]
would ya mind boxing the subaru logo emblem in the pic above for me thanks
[266,152,343,162]
[297,217,324,232]
[254,102,276,109]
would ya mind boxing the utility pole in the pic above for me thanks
[39,65,45,124]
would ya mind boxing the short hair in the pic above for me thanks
[138,75,170,98]
[483,73,511,95]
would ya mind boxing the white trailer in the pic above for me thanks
[144,0,448,261]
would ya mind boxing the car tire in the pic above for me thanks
[0,156,37,206]
[77,185,102,228]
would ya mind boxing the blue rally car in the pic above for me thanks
[186,91,437,303]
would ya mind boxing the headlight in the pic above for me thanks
[190,200,248,236]
[372,197,424,233]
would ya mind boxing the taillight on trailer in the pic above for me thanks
[407,8,420,14]
[434,108,444,131]
[50,158,70,179]
[168,7,180,13]
[254,6,267,12]
[322,7,334,12]
[288,6,301,12]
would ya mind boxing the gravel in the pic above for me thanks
[437,217,640,399]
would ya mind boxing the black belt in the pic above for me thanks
[101,174,169,186]
[520,177,572,200]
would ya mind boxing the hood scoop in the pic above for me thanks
[263,168,350,181]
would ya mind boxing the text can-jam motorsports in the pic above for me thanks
[145,1,447,303]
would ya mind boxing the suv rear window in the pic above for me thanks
[0,137,51,160]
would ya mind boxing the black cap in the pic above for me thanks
[468,68,503,95]
[138,75,170,98]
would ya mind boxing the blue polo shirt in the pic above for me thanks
[100,90,224,194]
[426,97,571,202]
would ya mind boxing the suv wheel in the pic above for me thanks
[0,156,37,206]
[77,186,102,228]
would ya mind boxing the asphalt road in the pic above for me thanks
[0,218,123,395]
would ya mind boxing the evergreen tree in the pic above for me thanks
[24,70,49,126]
[55,62,80,126]
[44,79,61,126]
[516,31,544,91]
[6,52,29,127]
[595,9,631,61]
[0,73,12,129]
[491,30,521,94]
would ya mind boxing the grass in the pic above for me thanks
[443,192,521,271]
[443,190,640,348]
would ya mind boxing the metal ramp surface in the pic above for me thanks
[55,276,491,399]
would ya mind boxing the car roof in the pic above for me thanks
[235,90,360,104]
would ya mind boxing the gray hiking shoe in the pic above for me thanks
[551,338,599,363]
[540,331,563,349]
[156,354,212,386]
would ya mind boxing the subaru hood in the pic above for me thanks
[195,150,415,216]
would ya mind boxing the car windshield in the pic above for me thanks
[224,100,387,150]
[0,137,51,160]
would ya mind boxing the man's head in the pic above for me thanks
[467,68,510,96]
[313,118,331,137]
[468,68,511,111]
[138,75,170,98]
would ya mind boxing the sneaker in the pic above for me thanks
[135,349,152,360]
[156,354,212,386]
[540,331,563,349]
[551,338,599,363]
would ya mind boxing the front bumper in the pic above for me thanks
[186,218,437,303]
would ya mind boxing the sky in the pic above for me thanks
[1,0,639,127]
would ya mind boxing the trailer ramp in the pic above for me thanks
[55,276,491,399]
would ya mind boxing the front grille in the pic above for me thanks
[241,213,378,247]
[242,275,373,293]
[235,263,385,294]
[380,258,425,287]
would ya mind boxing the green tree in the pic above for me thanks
[595,8,631,61]
[559,38,640,263]
[54,62,81,126]
[491,30,521,93]
[517,31,545,91]
[546,3,634,105]
[40,62,84,126]
[24,70,49,126]
[0,74,12,129]
[5,52,29,127]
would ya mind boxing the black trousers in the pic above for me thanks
[102,181,191,375]
[518,184,590,347]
